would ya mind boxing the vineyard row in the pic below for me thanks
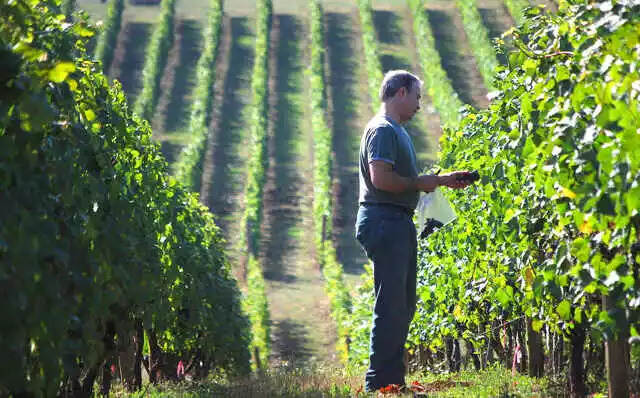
[240,0,274,370]
[173,0,223,191]
[309,0,353,362]
[132,0,176,121]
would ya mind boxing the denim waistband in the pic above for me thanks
[360,202,414,218]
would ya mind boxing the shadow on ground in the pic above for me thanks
[372,10,403,45]
[325,12,369,276]
[271,319,313,364]
[207,17,254,231]
[371,9,432,167]
[160,141,181,165]
[261,14,305,283]
[426,8,480,106]
[373,10,411,73]
[163,19,202,132]
[477,2,513,65]
[113,22,152,103]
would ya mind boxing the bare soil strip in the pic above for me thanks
[260,12,336,365]
[152,19,203,164]
[425,0,490,109]
[198,16,255,279]
[109,22,152,104]
[323,8,370,279]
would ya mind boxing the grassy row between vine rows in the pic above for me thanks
[93,0,124,76]
[408,0,465,129]
[132,0,175,121]
[0,2,251,394]
[455,0,499,92]
[172,0,223,191]
[308,0,352,363]
[240,0,273,370]
[356,0,383,111]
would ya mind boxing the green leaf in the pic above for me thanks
[503,208,521,224]
[495,287,512,307]
[574,307,582,323]
[73,25,94,37]
[531,319,544,332]
[626,185,640,215]
[597,194,616,215]
[557,300,572,320]
[84,109,96,121]
[48,62,75,82]
[620,275,634,290]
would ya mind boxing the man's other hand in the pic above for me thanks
[438,171,476,189]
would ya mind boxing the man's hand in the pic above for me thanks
[437,171,476,189]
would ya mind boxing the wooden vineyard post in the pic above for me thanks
[603,295,630,398]
[465,340,481,370]
[516,320,527,374]
[568,324,585,398]
[526,317,544,377]
[254,346,262,371]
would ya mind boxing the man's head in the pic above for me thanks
[379,70,422,123]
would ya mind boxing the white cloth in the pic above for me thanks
[415,188,457,234]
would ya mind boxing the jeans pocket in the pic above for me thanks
[356,219,387,258]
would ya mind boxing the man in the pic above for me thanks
[356,70,473,392]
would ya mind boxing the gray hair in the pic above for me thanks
[379,70,423,101]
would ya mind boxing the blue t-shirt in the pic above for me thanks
[358,114,420,210]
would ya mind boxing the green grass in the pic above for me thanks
[406,365,550,397]
[108,363,555,397]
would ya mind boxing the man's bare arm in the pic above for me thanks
[369,160,439,193]
[369,161,474,193]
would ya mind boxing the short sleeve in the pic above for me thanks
[367,126,397,165]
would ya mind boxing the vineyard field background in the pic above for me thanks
[75,0,487,367]
[76,0,497,365]
[3,0,639,396]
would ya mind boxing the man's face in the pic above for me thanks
[399,84,421,122]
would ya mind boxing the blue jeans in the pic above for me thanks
[355,204,417,391]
